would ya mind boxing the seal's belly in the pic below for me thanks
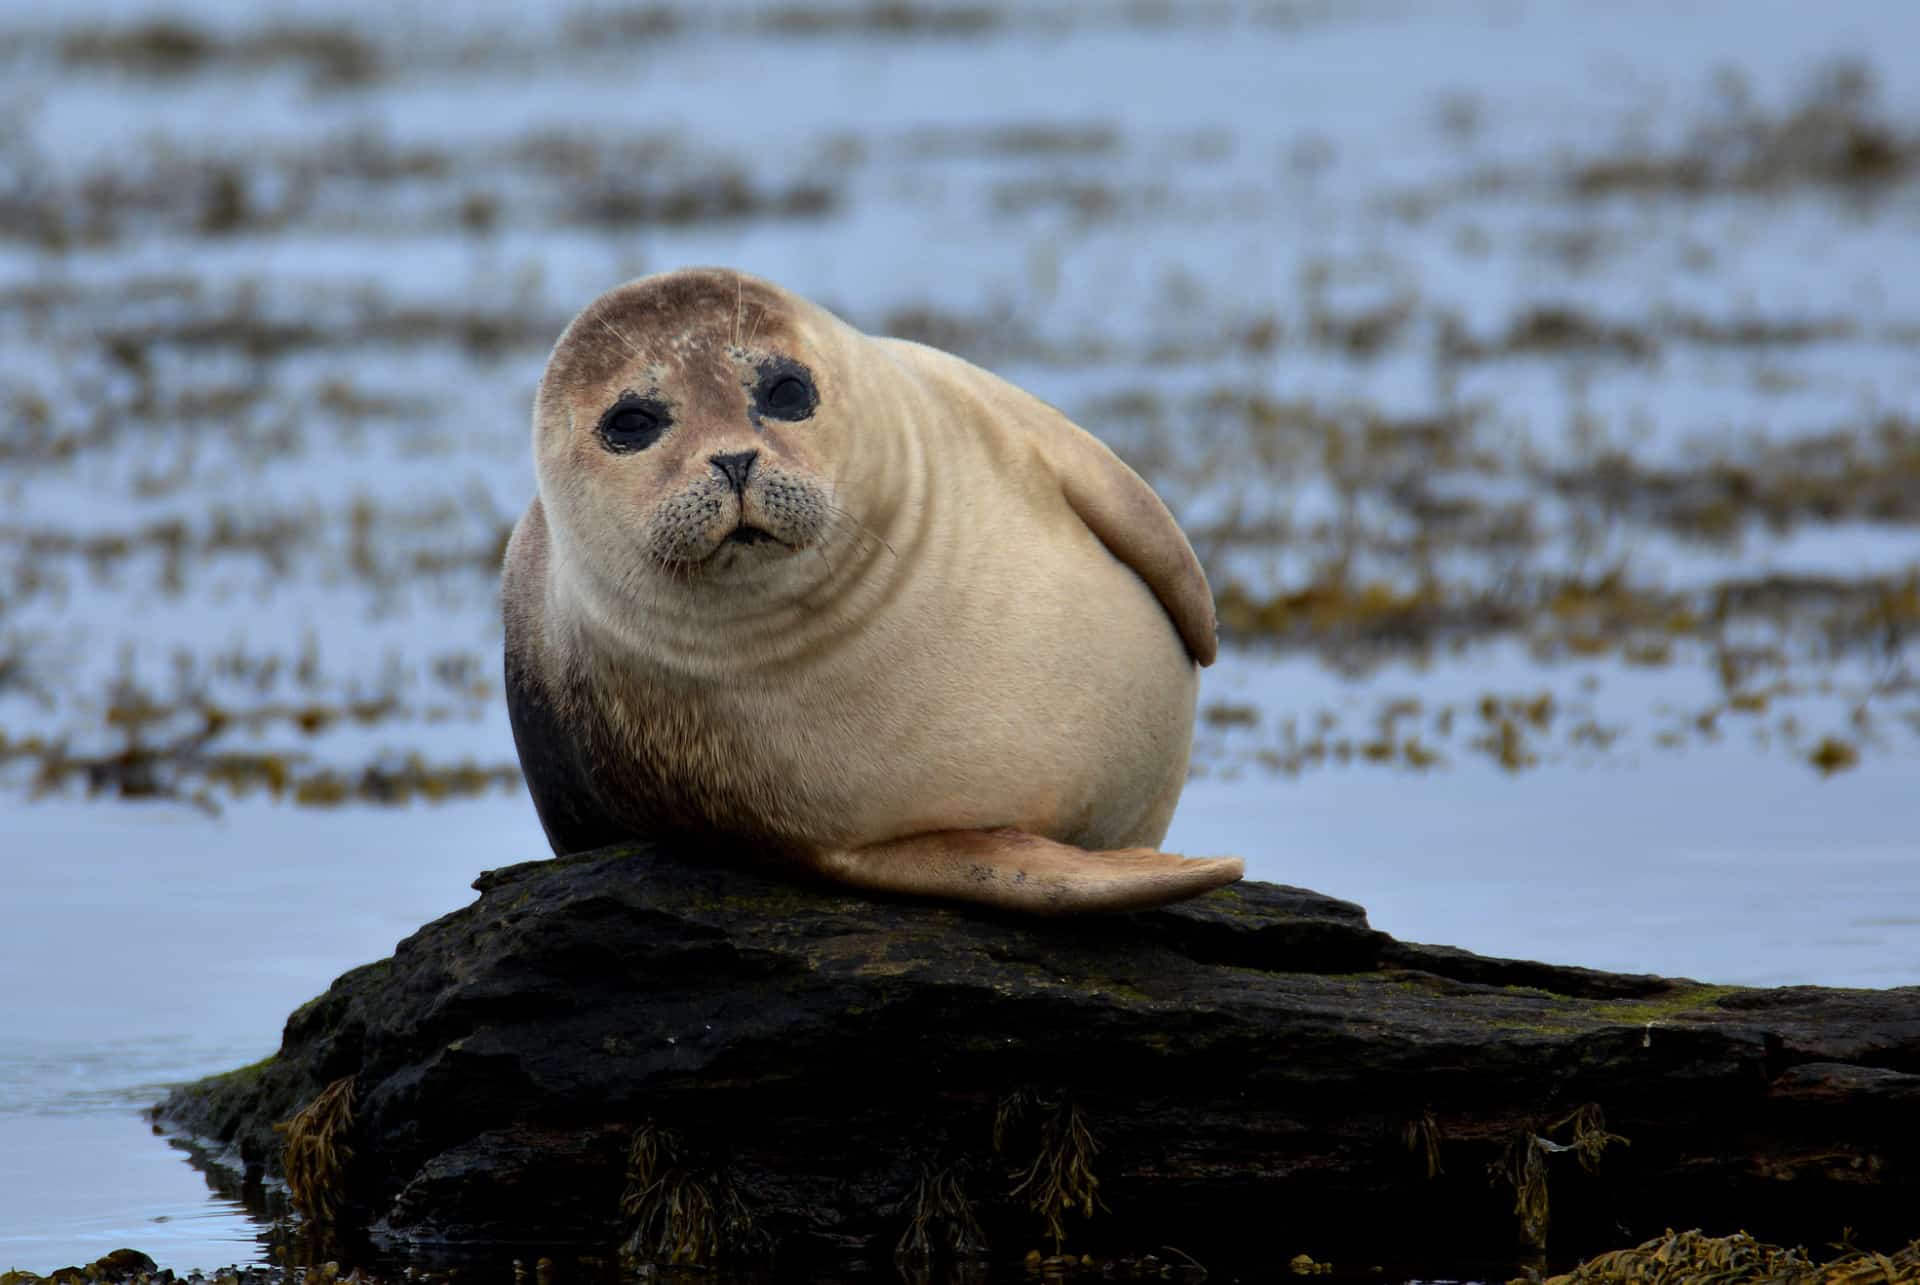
[781,532,1199,852]
[605,483,1200,856]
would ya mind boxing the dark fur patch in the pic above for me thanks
[748,355,818,427]
[504,643,630,856]
[545,268,799,398]
[502,503,630,855]
[595,391,673,453]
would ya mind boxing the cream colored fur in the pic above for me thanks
[506,268,1242,913]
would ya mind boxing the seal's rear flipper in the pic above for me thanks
[816,828,1244,915]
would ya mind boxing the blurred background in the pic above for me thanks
[2,0,1918,1271]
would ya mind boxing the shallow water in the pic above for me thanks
[3,0,1919,1273]
[0,799,540,1270]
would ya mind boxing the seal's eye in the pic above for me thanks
[597,395,669,453]
[765,376,810,415]
[754,364,816,422]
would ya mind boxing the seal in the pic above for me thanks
[503,267,1243,913]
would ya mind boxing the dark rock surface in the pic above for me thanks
[154,844,1920,1269]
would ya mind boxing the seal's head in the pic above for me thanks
[533,268,863,593]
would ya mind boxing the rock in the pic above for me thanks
[3,1250,162,1285]
[153,843,1920,1270]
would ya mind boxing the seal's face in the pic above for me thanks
[533,270,854,593]
[584,348,829,575]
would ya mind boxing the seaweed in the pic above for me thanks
[617,1123,766,1266]
[1532,1228,1920,1285]
[895,1162,987,1262]
[1491,1104,1628,1250]
[994,1089,1104,1254]
[275,1076,356,1225]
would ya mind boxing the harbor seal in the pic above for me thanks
[502,267,1243,913]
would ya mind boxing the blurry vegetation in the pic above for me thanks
[1807,736,1861,777]
[901,123,1120,157]
[1400,60,1920,206]
[0,130,845,247]
[1,13,1917,811]
[1,641,518,810]
[755,1,1002,36]
[1442,306,1654,362]
[1568,63,1916,198]
[575,170,836,227]
[1545,419,1920,535]
[10,0,1365,79]
[59,21,378,86]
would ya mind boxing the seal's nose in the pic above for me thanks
[709,450,758,495]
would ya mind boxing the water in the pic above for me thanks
[3,0,1919,1272]
[0,799,542,1270]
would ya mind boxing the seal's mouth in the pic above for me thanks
[693,523,796,566]
[725,524,779,546]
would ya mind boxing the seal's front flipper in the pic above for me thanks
[815,828,1244,915]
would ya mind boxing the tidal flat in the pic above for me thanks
[1,0,1918,1274]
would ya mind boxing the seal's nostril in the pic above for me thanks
[709,450,758,494]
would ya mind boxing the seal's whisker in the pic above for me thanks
[595,315,643,360]
[810,542,836,581]
[819,479,896,558]
[822,503,896,559]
